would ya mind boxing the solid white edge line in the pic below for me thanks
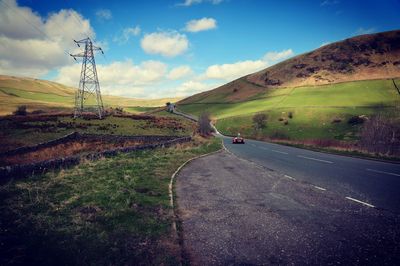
[284,174,295,180]
[366,168,400,177]
[345,196,375,208]
[297,155,333,164]
[313,185,326,191]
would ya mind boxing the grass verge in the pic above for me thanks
[0,136,222,265]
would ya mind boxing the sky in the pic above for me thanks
[0,0,399,99]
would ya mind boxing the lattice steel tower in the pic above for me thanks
[70,38,104,118]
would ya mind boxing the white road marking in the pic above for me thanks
[366,168,400,177]
[284,174,296,180]
[345,197,375,208]
[313,185,326,191]
[259,146,289,155]
[297,155,333,164]
[270,149,289,155]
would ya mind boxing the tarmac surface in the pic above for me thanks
[176,150,400,265]
[222,136,400,214]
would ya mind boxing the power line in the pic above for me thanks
[70,38,105,119]
[68,7,108,65]
[0,0,73,59]
[70,10,93,40]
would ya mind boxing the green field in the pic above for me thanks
[0,75,180,115]
[178,79,400,141]
[0,137,222,265]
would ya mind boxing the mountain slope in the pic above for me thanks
[177,30,400,146]
[180,30,400,105]
[0,75,180,115]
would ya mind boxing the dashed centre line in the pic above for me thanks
[366,168,400,177]
[270,149,289,155]
[345,197,375,208]
[259,146,288,154]
[313,185,327,191]
[297,155,333,164]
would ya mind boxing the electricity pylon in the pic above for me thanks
[70,38,104,118]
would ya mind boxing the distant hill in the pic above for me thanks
[0,75,180,115]
[180,30,400,104]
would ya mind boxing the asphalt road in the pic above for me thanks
[220,135,400,213]
[176,151,400,265]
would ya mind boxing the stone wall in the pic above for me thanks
[0,136,191,181]
[0,132,181,157]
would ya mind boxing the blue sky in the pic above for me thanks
[0,0,399,98]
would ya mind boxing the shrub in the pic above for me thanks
[115,107,124,114]
[253,113,267,130]
[283,120,289,125]
[347,115,365,125]
[332,118,342,123]
[288,112,293,119]
[13,105,27,116]
[198,112,213,136]
[278,117,284,121]
[360,114,400,156]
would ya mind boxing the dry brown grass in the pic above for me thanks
[0,139,146,166]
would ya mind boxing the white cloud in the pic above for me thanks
[113,26,141,44]
[320,0,339,6]
[141,31,189,57]
[0,0,96,77]
[354,27,376,36]
[95,9,112,20]
[177,0,223,7]
[185,17,217,32]
[204,49,294,81]
[320,41,331,47]
[172,80,217,97]
[205,60,266,81]
[167,66,193,80]
[263,49,294,62]
[54,60,167,97]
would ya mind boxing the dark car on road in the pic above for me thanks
[232,134,245,144]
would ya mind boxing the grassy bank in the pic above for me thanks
[0,136,222,265]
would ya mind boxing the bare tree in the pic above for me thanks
[253,113,268,130]
[13,105,27,116]
[360,114,400,156]
[198,112,213,136]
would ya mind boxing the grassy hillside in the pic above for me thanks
[0,75,180,115]
[179,79,399,118]
[180,30,400,105]
[177,30,400,152]
[179,79,400,142]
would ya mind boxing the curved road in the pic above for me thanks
[220,135,400,213]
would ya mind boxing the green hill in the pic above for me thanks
[180,30,400,105]
[178,30,400,143]
[0,75,180,115]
